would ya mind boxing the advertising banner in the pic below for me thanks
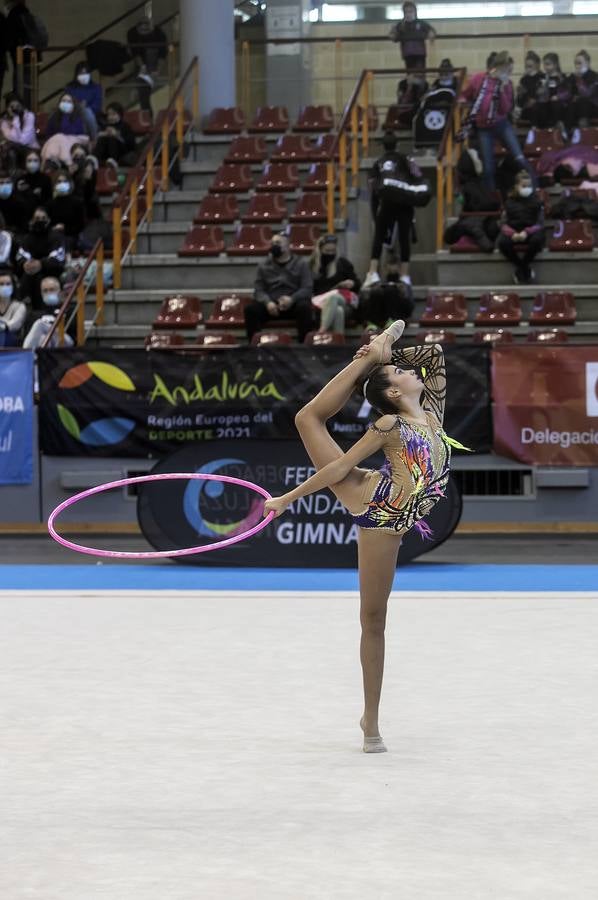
[0,350,33,484]
[492,345,598,466]
[137,442,463,567]
[37,347,492,457]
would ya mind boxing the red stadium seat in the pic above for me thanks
[96,166,119,196]
[310,134,340,161]
[177,226,225,257]
[123,109,153,136]
[472,329,514,344]
[571,127,598,149]
[203,106,245,134]
[196,332,241,347]
[225,136,268,164]
[288,224,320,254]
[249,106,290,133]
[153,295,203,329]
[290,193,327,222]
[475,292,522,325]
[251,331,294,346]
[416,330,457,344]
[271,135,315,163]
[36,110,49,137]
[305,331,346,346]
[303,163,328,191]
[256,163,300,193]
[523,128,565,157]
[420,292,468,326]
[194,194,239,224]
[293,105,334,132]
[548,219,594,251]
[527,329,569,343]
[209,164,253,194]
[241,193,287,223]
[448,236,484,253]
[227,225,273,256]
[529,291,577,326]
[145,331,186,349]
[206,294,251,328]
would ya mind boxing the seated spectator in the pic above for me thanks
[0,169,25,232]
[16,206,66,309]
[444,149,501,251]
[431,58,457,93]
[22,149,52,206]
[568,50,598,129]
[48,173,86,252]
[244,232,313,342]
[497,171,544,285]
[66,61,103,139]
[78,199,112,254]
[516,51,543,123]
[0,214,17,267]
[94,103,137,167]
[42,93,91,166]
[530,53,570,131]
[23,275,74,349]
[396,71,429,128]
[0,269,26,346]
[309,234,360,334]
[127,16,168,114]
[0,92,38,172]
[68,142,98,215]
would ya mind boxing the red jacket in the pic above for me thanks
[461,72,513,128]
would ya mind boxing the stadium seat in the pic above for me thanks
[475,292,522,325]
[448,236,483,254]
[527,329,569,343]
[417,330,457,344]
[303,163,328,191]
[153,295,203,329]
[419,292,468,326]
[225,136,269,164]
[383,105,402,131]
[288,224,320,254]
[177,226,225,257]
[196,332,241,347]
[194,194,239,224]
[305,331,346,345]
[227,225,273,256]
[123,109,153,136]
[209,164,253,194]
[241,193,287,223]
[96,166,119,196]
[548,219,594,251]
[251,331,294,346]
[145,331,186,349]
[529,291,577,325]
[359,104,380,131]
[203,106,245,134]
[290,193,327,222]
[293,105,334,132]
[35,110,49,137]
[310,134,340,161]
[206,294,251,328]
[473,329,514,344]
[570,127,598,149]
[523,128,565,157]
[256,163,300,192]
[249,106,290,133]
[271,135,315,162]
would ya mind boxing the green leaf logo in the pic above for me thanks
[57,404,81,440]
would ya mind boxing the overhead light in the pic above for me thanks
[413,3,506,18]
[521,1,553,11]
[321,4,358,21]
[572,0,598,11]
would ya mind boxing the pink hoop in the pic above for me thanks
[48,473,275,560]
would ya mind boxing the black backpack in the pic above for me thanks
[21,9,49,51]
[376,155,432,208]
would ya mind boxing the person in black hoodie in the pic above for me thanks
[516,51,543,123]
[94,102,137,167]
[444,149,501,251]
[22,148,52,206]
[497,171,544,284]
[309,234,361,334]
[568,50,598,128]
[15,206,66,309]
[47,172,85,251]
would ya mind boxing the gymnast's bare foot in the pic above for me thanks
[360,716,387,753]
[353,320,405,365]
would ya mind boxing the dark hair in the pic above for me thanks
[543,52,561,71]
[382,130,398,152]
[525,50,541,66]
[486,52,497,69]
[74,60,90,78]
[576,49,591,64]
[403,1,417,11]
[106,101,124,118]
[5,92,25,127]
[0,170,11,181]
[363,366,397,415]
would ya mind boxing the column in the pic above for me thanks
[265,0,312,119]
[180,0,236,119]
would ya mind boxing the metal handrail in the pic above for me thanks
[41,239,105,348]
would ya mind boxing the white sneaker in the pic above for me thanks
[363,271,381,289]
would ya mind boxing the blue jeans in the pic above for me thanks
[477,119,535,190]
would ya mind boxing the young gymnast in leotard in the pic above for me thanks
[264,320,460,753]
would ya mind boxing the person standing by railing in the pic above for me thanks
[389,2,436,74]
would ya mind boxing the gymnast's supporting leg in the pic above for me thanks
[358,529,402,752]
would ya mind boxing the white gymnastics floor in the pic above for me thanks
[1,589,597,900]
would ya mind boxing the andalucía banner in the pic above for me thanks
[492,345,598,466]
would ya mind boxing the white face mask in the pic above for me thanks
[60,101,74,114]
[42,291,60,307]
[519,186,533,197]
[0,284,13,300]
[55,181,70,195]
[26,159,40,173]
[578,64,589,75]
[77,73,91,85]
[0,183,12,197]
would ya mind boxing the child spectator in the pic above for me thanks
[42,93,91,166]
[22,149,52,206]
[0,269,26,346]
[66,62,103,139]
[389,2,435,73]
[531,53,570,130]
[431,58,457,92]
[309,234,361,335]
[497,171,544,285]
[0,92,38,171]
[47,173,86,251]
[444,149,501,251]
[516,51,543,123]
[568,50,598,129]
[16,206,66,309]
[94,103,137,167]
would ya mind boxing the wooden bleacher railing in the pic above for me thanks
[435,68,467,252]
[41,239,105,349]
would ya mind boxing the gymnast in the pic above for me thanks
[264,321,465,753]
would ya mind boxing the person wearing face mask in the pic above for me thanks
[497,172,544,285]
[389,2,435,73]
[66,62,103,140]
[0,269,25,345]
[15,206,66,309]
[531,53,570,130]
[21,150,51,206]
[68,142,98,215]
[48,174,85,251]
[568,50,598,130]
[0,92,38,172]
[431,58,457,93]
[94,102,137,167]
[515,51,543,123]
[460,50,534,191]
[244,232,314,342]
[22,275,74,349]
[309,235,361,334]
[41,93,90,167]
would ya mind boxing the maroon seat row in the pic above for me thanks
[419,329,571,344]
[192,191,326,228]
[420,291,577,326]
[203,105,334,135]
[145,330,347,349]
[178,223,321,257]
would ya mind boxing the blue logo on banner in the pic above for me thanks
[0,351,33,484]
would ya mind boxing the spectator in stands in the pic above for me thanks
[47,173,85,251]
[0,169,29,232]
[431,58,457,93]
[22,148,52,206]
[68,143,98,216]
[531,53,570,131]
[16,205,66,308]
[0,269,25,345]
[127,16,168,114]
[309,234,360,334]
[461,51,534,191]
[245,232,313,342]
[4,0,34,103]
[568,50,598,130]
[444,148,501,251]
[66,61,103,140]
[94,102,137,167]
[396,71,429,128]
[497,171,544,285]
[42,93,91,166]
[22,274,73,349]
[515,51,543,123]
[0,92,38,172]
[389,2,435,73]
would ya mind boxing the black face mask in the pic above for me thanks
[386,271,400,283]
[31,220,49,233]
[320,253,336,266]
[271,244,283,259]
